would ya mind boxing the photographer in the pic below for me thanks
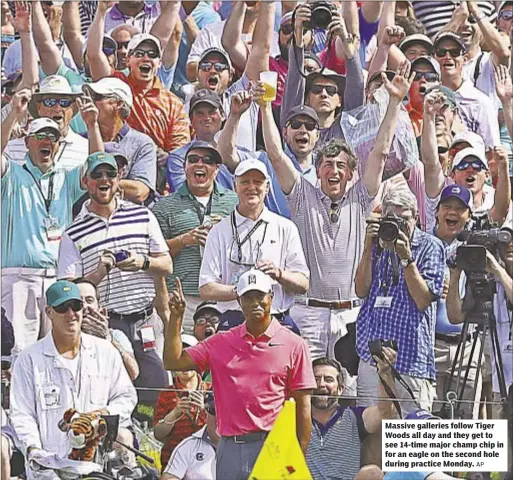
[355,189,446,415]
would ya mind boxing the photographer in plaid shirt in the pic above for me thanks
[355,189,446,415]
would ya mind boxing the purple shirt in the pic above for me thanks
[104,2,161,34]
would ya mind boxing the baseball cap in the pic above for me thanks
[27,118,62,138]
[181,333,198,348]
[46,281,82,308]
[452,147,489,170]
[438,184,473,210]
[127,33,162,57]
[236,269,273,297]
[86,152,118,175]
[367,70,396,86]
[433,31,467,53]
[399,34,433,53]
[29,75,81,118]
[234,159,270,180]
[189,89,222,114]
[425,84,458,109]
[285,105,319,126]
[104,143,129,170]
[83,77,133,108]
[405,409,440,420]
[193,302,221,322]
[499,1,512,12]
[304,51,322,69]
[411,55,441,75]
[199,47,233,71]
[185,140,222,165]
[280,11,293,26]
[306,68,346,98]
[450,131,485,155]
[82,34,117,58]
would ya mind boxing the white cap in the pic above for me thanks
[499,1,512,12]
[83,77,133,108]
[236,269,273,297]
[399,34,433,51]
[452,147,489,170]
[234,159,270,180]
[35,75,77,96]
[27,117,61,137]
[181,333,198,348]
[127,33,162,57]
[450,131,485,156]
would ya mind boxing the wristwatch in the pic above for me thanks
[142,255,150,271]
[400,257,415,268]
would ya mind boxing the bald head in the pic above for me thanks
[354,465,384,480]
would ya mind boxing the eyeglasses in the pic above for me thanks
[280,24,294,35]
[117,41,130,49]
[414,72,440,82]
[310,84,338,96]
[41,97,74,108]
[30,132,59,142]
[435,47,463,58]
[287,119,317,131]
[199,61,229,73]
[454,161,486,172]
[53,300,83,314]
[194,317,220,326]
[499,10,513,21]
[90,170,118,179]
[187,154,218,165]
[131,48,160,59]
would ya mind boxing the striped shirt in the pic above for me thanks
[286,177,374,301]
[412,1,496,38]
[57,199,169,314]
[307,406,368,480]
[4,129,89,170]
[152,181,238,296]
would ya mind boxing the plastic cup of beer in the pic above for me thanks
[260,71,278,103]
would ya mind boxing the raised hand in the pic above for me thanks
[423,90,448,116]
[381,26,406,47]
[169,278,186,321]
[293,4,312,42]
[11,88,31,118]
[77,93,99,128]
[382,60,415,102]
[494,64,513,103]
[230,89,253,117]
[12,1,31,33]
[97,1,115,14]
[328,11,360,59]
[256,260,281,281]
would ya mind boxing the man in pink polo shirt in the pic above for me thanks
[163,269,316,480]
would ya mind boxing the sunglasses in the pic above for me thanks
[54,300,83,314]
[310,84,338,96]
[195,317,220,326]
[89,91,116,102]
[41,97,74,108]
[468,14,477,24]
[30,132,59,142]
[117,41,130,49]
[103,47,116,56]
[288,119,317,131]
[435,47,463,58]
[438,146,449,154]
[187,154,218,165]
[131,48,160,59]
[199,61,229,73]
[500,10,513,20]
[90,170,118,179]
[280,24,294,35]
[414,72,440,82]
[454,161,486,172]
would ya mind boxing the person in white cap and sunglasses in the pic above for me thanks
[0,89,98,355]
[164,268,316,479]
[199,158,310,332]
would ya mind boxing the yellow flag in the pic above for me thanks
[249,399,313,480]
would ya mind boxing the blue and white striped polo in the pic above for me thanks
[57,199,169,314]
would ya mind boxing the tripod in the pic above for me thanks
[441,274,508,420]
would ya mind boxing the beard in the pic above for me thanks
[312,394,338,410]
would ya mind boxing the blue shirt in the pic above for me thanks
[1,155,84,268]
[356,228,446,380]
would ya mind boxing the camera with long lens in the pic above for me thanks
[368,339,398,360]
[377,214,408,243]
[304,1,338,30]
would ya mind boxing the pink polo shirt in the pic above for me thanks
[186,319,316,436]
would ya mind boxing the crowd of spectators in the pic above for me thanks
[1,1,513,479]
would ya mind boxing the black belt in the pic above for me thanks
[108,305,154,322]
[224,431,268,444]
[272,309,290,320]
[435,332,470,345]
[307,299,362,310]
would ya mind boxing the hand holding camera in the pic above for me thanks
[395,230,413,262]
[369,339,398,378]
[293,4,312,46]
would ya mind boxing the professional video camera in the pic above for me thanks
[376,214,408,243]
[304,1,338,29]
[368,339,398,360]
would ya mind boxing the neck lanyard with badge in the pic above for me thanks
[193,191,214,226]
[375,248,399,309]
[231,211,267,265]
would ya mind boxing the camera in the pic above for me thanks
[368,339,398,360]
[377,214,408,243]
[304,1,338,30]
[114,250,130,263]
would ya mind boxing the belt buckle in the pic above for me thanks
[233,436,245,444]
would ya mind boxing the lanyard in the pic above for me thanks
[23,165,55,214]
[192,193,213,225]
[231,212,266,264]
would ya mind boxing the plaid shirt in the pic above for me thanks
[356,228,446,380]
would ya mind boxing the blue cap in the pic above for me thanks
[405,409,440,420]
[439,184,472,210]
[46,281,82,308]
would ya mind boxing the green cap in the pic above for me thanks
[86,152,118,176]
[46,281,82,308]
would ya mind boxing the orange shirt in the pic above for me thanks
[113,71,191,152]
[406,102,423,138]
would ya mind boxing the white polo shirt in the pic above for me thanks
[199,207,310,314]
[163,426,216,480]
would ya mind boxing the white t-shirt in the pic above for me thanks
[58,353,80,380]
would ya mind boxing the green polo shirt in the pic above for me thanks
[152,181,238,295]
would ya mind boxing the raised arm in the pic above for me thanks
[362,61,415,197]
[87,1,115,80]
[13,2,38,91]
[1,89,31,164]
[368,25,407,80]
[495,64,513,142]
[244,0,274,82]
[161,16,182,70]
[421,90,447,199]
[360,0,383,24]
[31,0,62,75]
[62,0,85,70]
[488,146,511,225]
[77,94,104,154]
[439,1,469,34]
[221,0,248,73]
[150,0,181,64]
